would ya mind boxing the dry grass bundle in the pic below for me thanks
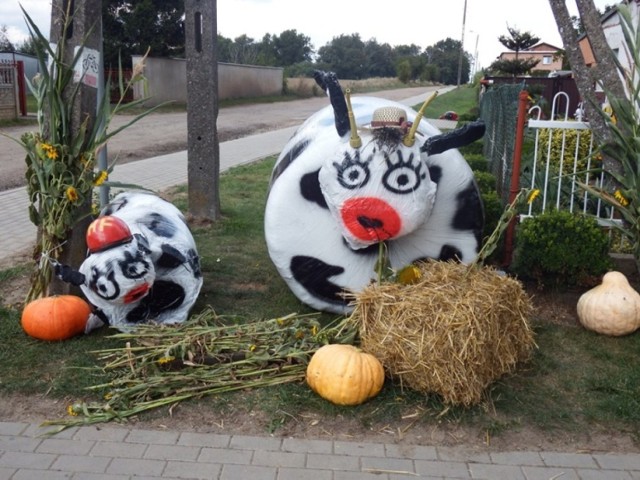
[349,261,536,407]
[41,308,358,433]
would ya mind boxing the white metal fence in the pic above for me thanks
[521,91,620,228]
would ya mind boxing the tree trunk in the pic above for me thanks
[548,0,622,175]
[48,0,102,296]
[576,0,626,101]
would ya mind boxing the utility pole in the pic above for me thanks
[185,0,220,222]
[456,0,468,87]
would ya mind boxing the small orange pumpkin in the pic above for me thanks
[306,344,385,406]
[21,295,92,341]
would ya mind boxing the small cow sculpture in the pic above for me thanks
[264,71,485,314]
[55,192,203,332]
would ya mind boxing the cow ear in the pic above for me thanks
[314,70,350,137]
[421,120,485,155]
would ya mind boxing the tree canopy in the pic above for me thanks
[8,2,473,85]
[489,26,540,76]
[498,26,540,58]
[424,38,471,85]
[102,0,185,68]
[0,26,15,51]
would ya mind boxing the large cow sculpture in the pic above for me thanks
[264,71,485,314]
[55,192,203,332]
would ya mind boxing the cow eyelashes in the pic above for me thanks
[334,151,371,190]
[383,151,425,194]
[333,149,425,195]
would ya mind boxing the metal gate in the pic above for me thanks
[522,91,619,228]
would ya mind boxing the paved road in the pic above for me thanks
[0,85,443,191]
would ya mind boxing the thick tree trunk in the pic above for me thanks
[576,0,626,101]
[548,0,622,175]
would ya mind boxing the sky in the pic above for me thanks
[1,0,614,71]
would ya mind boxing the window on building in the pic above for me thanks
[542,55,552,65]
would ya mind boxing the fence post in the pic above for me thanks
[502,90,529,267]
[16,61,27,116]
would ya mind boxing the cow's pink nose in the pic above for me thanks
[341,197,401,242]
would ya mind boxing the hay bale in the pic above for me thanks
[349,260,536,407]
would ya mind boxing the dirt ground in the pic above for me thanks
[2,87,639,452]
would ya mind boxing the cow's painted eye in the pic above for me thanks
[382,151,424,194]
[90,267,120,300]
[334,151,370,189]
[119,250,150,279]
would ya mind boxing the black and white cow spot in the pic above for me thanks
[290,256,347,307]
[139,213,178,238]
[300,169,328,209]
[126,280,186,323]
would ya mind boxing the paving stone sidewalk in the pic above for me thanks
[1,421,639,479]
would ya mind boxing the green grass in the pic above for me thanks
[2,87,639,443]
[422,84,479,119]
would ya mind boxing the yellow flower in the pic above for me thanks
[396,265,422,285]
[249,344,257,352]
[614,190,630,206]
[527,189,541,204]
[66,404,82,416]
[94,170,108,186]
[41,143,59,160]
[157,356,175,364]
[65,186,79,202]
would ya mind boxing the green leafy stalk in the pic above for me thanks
[578,3,640,267]
[3,6,167,301]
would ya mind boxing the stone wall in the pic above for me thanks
[131,56,283,106]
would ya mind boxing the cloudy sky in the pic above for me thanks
[2,0,614,70]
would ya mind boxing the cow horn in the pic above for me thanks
[345,89,362,148]
[403,91,438,147]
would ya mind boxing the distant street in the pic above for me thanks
[0,85,442,191]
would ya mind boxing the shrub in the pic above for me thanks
[460,141,484,157]
[458,107,480,122]
[465,154,489,172]
[536,127,593,177]
[481,190,504,252]
[397,60,411,84]
[474,171,496,193]
[511,210,613,288]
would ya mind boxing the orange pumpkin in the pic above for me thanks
[21,295,92,341]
